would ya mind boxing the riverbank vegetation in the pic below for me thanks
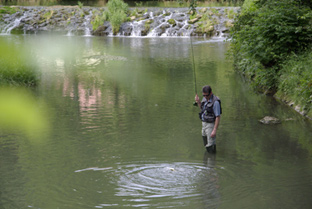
[0,40,39,86]
[229,0,312,118]
[91,0,128,34]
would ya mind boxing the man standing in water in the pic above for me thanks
[195,85,221,153]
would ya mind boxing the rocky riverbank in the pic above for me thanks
[0,6,239,37]
[274,93,312,120]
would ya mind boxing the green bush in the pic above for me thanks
[110,9,128,34]
[106,0,128,34]
[91,0,128,34]
[230,0,312,92]
[91,11,108,31]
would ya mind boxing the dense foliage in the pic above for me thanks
[91,0,128,34]
[230,0,312,114]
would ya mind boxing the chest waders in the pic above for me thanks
[205,139,216,153]
[200,95,221,153]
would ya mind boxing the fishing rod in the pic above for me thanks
[190,37,198,106]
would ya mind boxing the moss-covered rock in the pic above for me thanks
[168,19,176,26]
[141,22,151,36]
[195,22,214,36]
[92,24,110,36]
[163,12,171,17]
[146,19,154,24]
[188,17,200,24]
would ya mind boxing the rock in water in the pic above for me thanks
[259,116,281,124]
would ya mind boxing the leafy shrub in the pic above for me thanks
[225,8,236,19]
[91,0,128,34]
[78,1,83,9]
[110,9,128,34]
[189,0,197,14]
[235,0,312,67]
[91,11,108,31]
[106,0,128,34]
[230,0,312,92]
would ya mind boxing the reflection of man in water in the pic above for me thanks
[201,151,220,207]
[195,85,222,153]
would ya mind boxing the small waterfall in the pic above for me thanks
[83,11,93,36]
[146,11,193,37]
[130,20,146,37]
[66,29,74,36]
[1,13,27,34]
[0,7,238,38]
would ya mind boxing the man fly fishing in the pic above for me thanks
[195,85,222,153]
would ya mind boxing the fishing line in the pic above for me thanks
[190,37,198,106]
[190,37,197,94]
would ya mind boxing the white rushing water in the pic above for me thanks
[0,7,238,38]
[83,11,93,37]
[1,13,27,35]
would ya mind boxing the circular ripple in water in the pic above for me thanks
[113,161,220,208]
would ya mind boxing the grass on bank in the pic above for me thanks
[277,51,312,114]
[0,40,39,87]
[0,6,19,14]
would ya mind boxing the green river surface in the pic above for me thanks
[0,34,312,209]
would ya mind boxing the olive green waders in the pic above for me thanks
[202,122,216,153]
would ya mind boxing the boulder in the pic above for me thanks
[200,8,208,13]
[141,24,150,36]
[259,116,281,124]
[120,22,133,36]
[188,17,200,24]
[92,24,109,36]
[167,19,176,26]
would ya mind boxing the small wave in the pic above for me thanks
[74,167,113,173]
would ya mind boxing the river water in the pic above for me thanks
[0,34,312,209]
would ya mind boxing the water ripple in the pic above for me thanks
[76,161,220,208]
[116,162,218,207]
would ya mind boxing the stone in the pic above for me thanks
[188,17,200,24]
[206,25,214,33]
[93,25,108,36]
[200,8,208,13]
[145,19,153,24]
[167,19,176,26]
[259,116,281,124]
